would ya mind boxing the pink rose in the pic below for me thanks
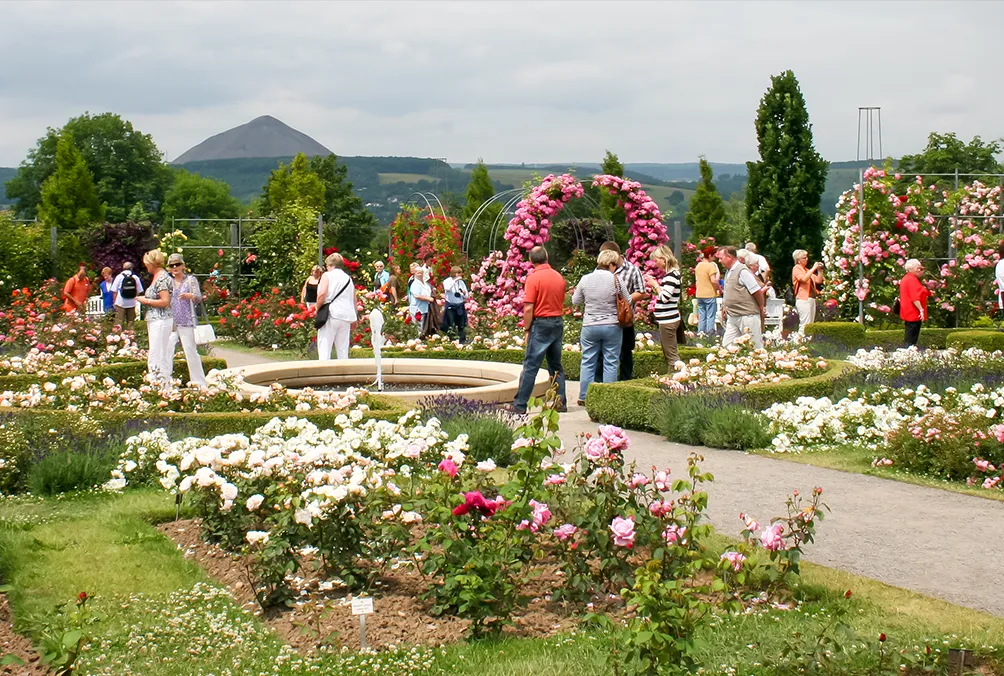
[760,523,785,551]
[628,473,649,488]
[530,499,551,529]
[721,551,746,572]
[610,515,635,548]
[653,469,671,492]
[438,458,458,477]
[598,425,630,452]
[583,437,608,462]
[554,523,577,541]
[544,474,566,486]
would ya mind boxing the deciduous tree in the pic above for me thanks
[161,169,240,223]
[308,154,378,252]
[898,132,1002,176]
[6,112,170,222]
[746,70,828,287]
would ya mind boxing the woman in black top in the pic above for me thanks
[301,265,323,308]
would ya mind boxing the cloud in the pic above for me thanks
[0,0,1001,166]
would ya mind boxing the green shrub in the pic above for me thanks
[804,322,866,345]
[0,424,30,494]
[442,417,515,466]
[700,408,772,451]
[946,330,1004,352]
[886,412,1004,481]
[0,357,227,391]
[654,395,712,445]
[587,361,857,431]
[28,449,118,496]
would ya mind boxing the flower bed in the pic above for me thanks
[108,404,825,670]
[655,339,828,392]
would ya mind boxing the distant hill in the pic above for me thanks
[172,115,332,164]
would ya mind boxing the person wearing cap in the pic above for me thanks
[135,249,174,385]
[166,253,207,387]
[694,245,720,336]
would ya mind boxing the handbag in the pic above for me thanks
[892,297,901,316]
[614,275,634,328]
[190,297,217,345]
[314,279,352,330]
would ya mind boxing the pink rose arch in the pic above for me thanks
[489,173,668,316]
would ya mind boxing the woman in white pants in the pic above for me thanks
[166,253,207,387]
[136,250,174,386]
[315,252,357,360]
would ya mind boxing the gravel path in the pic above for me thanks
[558,407,1004,618]
[211,348,1004,618]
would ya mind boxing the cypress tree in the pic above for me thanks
[38,132,105,231]
[685,157,728,242]
[462,159,501,257]
[746,70,828,287]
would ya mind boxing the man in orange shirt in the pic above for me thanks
[62,263,91,314]
[512,246,567,413]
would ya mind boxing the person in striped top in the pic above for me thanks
[644,245,683,371]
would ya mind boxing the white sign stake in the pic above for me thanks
[351,597,374,649]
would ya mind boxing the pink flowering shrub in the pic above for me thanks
[736,486,827,587]
[939,181,1003,324]
[592,174,669,279]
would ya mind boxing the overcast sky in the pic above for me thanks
[0,0,1000,167]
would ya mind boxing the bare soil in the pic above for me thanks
[159,519,606,652]
[0,595,47,675]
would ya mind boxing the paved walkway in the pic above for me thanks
[212,347,1004,618]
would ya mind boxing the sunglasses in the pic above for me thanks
[168,263,183,268]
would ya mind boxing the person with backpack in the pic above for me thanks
[110,261,144,329]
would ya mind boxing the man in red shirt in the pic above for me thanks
[62,263,91,314]
[899,258,930,347]
[512,246,567,413]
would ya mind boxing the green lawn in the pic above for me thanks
[1,490,1001,674]
[753,445,1004,503]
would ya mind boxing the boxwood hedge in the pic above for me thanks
[0,357,228,391]
[584,359,857,431]
[805,322,998,353]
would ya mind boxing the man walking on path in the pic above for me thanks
[718,246,766,349]
[110,262,144,329]
[791,249,824,332]
[596,241,645,381]
[512,247,567,413]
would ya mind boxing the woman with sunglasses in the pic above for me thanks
[135,249,174,385]
[166,253,207,387]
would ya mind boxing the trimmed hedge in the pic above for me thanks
[585,360,857,431]
[0,357,228,391]
[370,347,710,380]
[946,330,1004,352]
[805,322,997,353]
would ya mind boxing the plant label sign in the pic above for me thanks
[351,597,374,616]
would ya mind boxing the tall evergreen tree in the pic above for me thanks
[746,70,828,288]
[38,133,105,231]
[308,154,378,252]
[462,159,501,257]
[597,150,627,247]
[685,157,728,243]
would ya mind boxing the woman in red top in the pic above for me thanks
[899,258,930,347]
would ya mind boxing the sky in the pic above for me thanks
[0,0,1000,167]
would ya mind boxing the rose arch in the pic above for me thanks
[488,173,669,316]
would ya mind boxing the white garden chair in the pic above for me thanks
[764,297,785,330]
[85,296,104,318]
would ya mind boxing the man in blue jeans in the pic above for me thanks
[512,247,568,413]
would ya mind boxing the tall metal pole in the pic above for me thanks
[857,168,865,325]
[317,214,324,266]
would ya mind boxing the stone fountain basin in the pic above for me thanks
[227,358,552,405]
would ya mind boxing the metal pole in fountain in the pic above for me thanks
[369,308,384,392]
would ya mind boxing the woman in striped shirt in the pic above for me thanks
[644,245,682,371]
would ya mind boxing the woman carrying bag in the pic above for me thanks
[166,253,208,388]
[572,249,632,406]
[315,252,357,360]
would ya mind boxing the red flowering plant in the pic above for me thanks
[0,280,115,354]
[388,205,426,274]
[217,290,315,353]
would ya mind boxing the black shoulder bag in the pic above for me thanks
[314,279,352,330]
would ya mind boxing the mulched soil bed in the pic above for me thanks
[0,595,47,675]
[159,519,613,652]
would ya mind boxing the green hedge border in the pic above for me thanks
[805,322,1002,351]
[0,357,228,391]
[359,347,710,381]
[584,360,857,432]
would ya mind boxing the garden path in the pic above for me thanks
[558,406,1004,619]
[210,346,1004,618]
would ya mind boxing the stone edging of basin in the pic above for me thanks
[225,358,552,405]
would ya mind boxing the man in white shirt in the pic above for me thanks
[745,242,770,275]
[109,262,144,329]
[315,252,358,360]
[719,246,766,349]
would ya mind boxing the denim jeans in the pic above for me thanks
[697,297,718,335]
[513,316,566,410]
[594,324,635,382]
[579,323,623,403]
[441,302,467,343]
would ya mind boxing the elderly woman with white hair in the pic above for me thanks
[898,258,930,347]
[573,249,632,405]
[315,252,357,360]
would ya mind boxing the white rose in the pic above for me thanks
[245,530,270,546]
[246,494,265,511]
[476,459,497,472]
